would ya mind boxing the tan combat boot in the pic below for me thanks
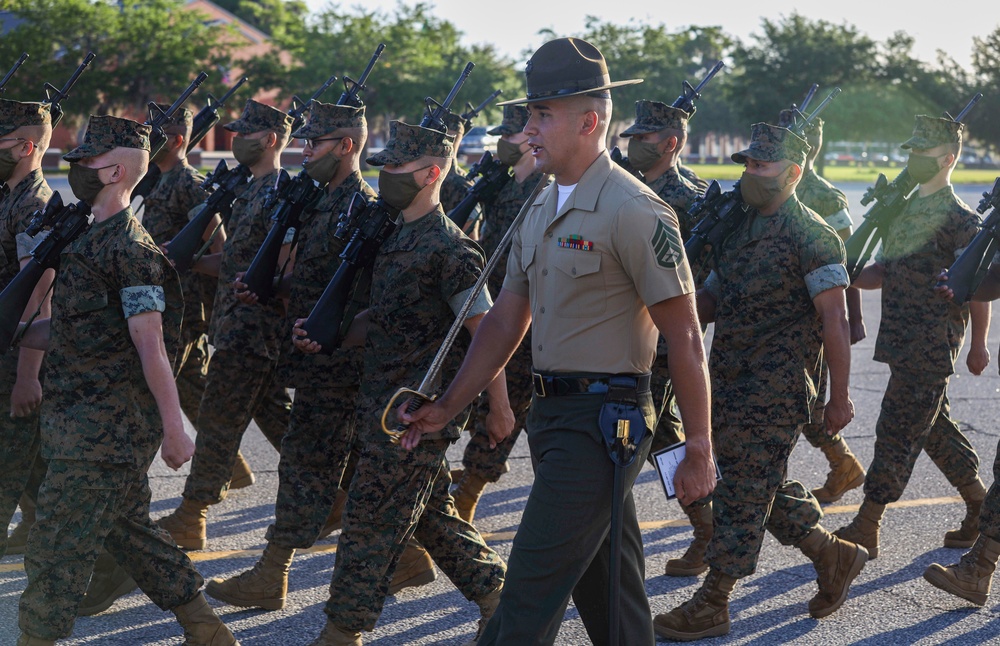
[78,552,138,616]
[463,584,502,646]
[318,488,348,540]
[16,634,55,645]
[653,568,737,640]
[944,479,987,549]
[388,539,437,594]
[833,499,885,559]
[307,619,362,646]
[157,498,210,551]
[665,502,713,577]
[925,534,1000,605]
[172,592,240,645]
[812,437,866,504]
[6,493,36,555]
[229,452,255,490]
[797,526,869,618]
[453,469,490,523]
[205,544,295,610]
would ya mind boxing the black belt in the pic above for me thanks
[531,372,651,398]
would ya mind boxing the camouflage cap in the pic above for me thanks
[488,105,529,136]
[224,99,293,135]
[620,100,689,137]
[443,111,466,136]
[900,115,964,150]
[0,99,52,137]
[291,100,366,139]
[366,120,455,166]
[731,122,811,166]
[152,103,194,131]
[777,109,823,137]
[63,115,151,161]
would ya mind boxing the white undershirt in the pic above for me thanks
[556,183,577,212]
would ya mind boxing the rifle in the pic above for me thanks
[337,44,385,107]
[459,89,502,131]
[241,168,320,304]
[0,53,29,94]
[844,93,983,282]
[42,51,96,128]
[938,178,1000,304]
[130,72,209,202]
[796,83,819,114]
[164,159,252,274]
[448,150,512,229]
[300,63,475,352]
[189,76,249,153]
[288,75,338,133]
[0,192,92,352]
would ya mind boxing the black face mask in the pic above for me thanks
[68,162,114,204]
[907,153,944,184]
[378,166,429,211]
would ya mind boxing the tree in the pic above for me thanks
[970,26,1000,155]
[0,0,233,131]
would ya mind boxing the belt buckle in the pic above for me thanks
[532,373,547,398]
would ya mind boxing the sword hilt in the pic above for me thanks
[381,387,437,443]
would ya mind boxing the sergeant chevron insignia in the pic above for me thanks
[651,217,682,269]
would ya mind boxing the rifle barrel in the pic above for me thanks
[0,53,29,93]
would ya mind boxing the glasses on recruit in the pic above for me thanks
[301,136,345,149]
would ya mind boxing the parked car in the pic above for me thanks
[458,125,499,157]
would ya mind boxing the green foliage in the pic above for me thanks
[970,27,1000,154]
[0,0,233,130]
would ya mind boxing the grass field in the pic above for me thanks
[685,163,1000,185]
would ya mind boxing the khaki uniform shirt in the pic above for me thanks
[504,151,693,374]
[874,186,979,376]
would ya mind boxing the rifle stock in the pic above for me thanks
[940,177,1000,304]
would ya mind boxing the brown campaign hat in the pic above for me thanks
[731,122,811,166]
[0,99,51,137]
[63,115,151,161]
[498,37,641,106]
[620,100,689,137]
[291,100,365,139]
[488,105,529,136]
[366,120,454,166]
[224,99,293,135]
[900,115,964,150]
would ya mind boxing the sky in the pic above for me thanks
[303,0,997,72]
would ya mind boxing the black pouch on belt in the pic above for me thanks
[597,376,650,467]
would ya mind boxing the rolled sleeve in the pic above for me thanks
[805,264,849,299]
[120,285,166,318]
[824,208,853,233]
[450,285,493,319]
[16,230,47,261]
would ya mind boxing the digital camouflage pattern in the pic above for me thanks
[462,172,549,480]
[141,159,213,423]
[0,168,51,558]
[979,441,1000,541]
[901,115,964,150]
[208,170,287,360]
[326,439,505,632]
[487,105,529,136]
[224,99,293,135]
[864,370,979,504]
[357,206,485,444]
[731,122,811,166]
[291,100,365,139]
[443,111,466,137]
[42,207,181,467]
[796,168,852,232]
[620,99,688,137]
[440,162,475,214]
[707,423,822,577]
[0,99,51,135]
[63,115,151,161]
[874,186,979,375]
[677,162,709,193]
[366,121,455,166]
[20,459,203,639]
[266,171,375,548]
[706,196,845,426]
[646,165,702,239]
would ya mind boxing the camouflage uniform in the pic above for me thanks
[1,99,53,557]
[980,444,1000,541]
[678,162,708,192]
[324,122,504,632]
[440,163,475,215]
[269,101,376,547]
[141,149,213,426]
[703,124,847,578]
[865,184,981,504]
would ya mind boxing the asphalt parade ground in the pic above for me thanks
[3,182,1000,644]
